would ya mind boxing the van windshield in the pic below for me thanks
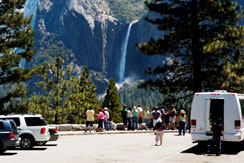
[239,99,244,119]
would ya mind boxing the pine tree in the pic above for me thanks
[0,0,35,113]
[27,57,72,123]
[102,78,121,123]
[138,0,244,108]
[68,65,98,124]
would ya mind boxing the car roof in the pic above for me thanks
[0,113,42,117]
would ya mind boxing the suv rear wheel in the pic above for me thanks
[0,142,6,154]
[20,136,34,149]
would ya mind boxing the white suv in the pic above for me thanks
[0,114,50,149]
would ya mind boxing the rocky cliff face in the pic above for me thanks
[30,0,162,93]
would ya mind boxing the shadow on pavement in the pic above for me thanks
[182,142,244,155]
[8,147,47,151]
[0,152,17,156]
[42,144,57,147]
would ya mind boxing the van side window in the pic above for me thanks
[239,99,244,118]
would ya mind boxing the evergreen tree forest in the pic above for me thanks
[0,0,35,114]
[138,0,244,109]
[23,58,98,124]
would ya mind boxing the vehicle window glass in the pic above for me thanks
[5,118,20,126]
[25,117,47,126]
[239,99,244,118]
[9,121,17,129]
[0,122,4,130]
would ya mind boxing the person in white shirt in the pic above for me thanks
[137,104,143,130]
[104,107,110,131]
[85,107,95,132]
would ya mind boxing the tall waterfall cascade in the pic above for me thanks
[118,22,135,83]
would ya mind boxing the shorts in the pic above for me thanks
[86,121,94,127]
[138,117,143,123]
[155,130,164,142]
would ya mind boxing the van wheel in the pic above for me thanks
[20,136,34,149]
[0,142,6,154]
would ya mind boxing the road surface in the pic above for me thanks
[1,133,244,163]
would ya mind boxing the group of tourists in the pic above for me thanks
[84,104,190,136]
[121,104,190,135]
[85,107,112,132]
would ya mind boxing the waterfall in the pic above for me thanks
[118,23,133,83]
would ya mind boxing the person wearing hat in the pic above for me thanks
[178,109,186,136]
[154,118,164,146]
[104,107,110,131]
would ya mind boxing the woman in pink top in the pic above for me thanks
[97,108,105,132]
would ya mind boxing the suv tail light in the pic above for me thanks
[52,128,58,133]
[40,128,46,134]
[191,119,196,128]
[9,132,15,139]
[235,120,241,129]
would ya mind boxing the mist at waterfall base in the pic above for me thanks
[98,76,138,100]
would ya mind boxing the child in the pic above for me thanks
[154,118,164,146]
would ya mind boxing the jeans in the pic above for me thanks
[144,118,149,127]
[132,117,139,130]
[179,121,186,135]
[208,135,221,155]
[127,117,132,130]
[104,119,110,130]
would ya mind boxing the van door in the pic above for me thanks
[205,99,211,133]
[206,99,224,135]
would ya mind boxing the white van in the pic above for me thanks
[191,90,244,144]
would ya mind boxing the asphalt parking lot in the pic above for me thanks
[1,132,244,163]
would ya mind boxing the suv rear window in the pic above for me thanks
[4,118,20,127]
[9,121,17,129]
[25,117,47,126]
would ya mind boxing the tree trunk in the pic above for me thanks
[191,0,202,93]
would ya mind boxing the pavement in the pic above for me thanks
[59,129,179,136]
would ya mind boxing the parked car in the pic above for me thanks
[0,114,50,149]
[0,119,20,153]
[37,125,59,145]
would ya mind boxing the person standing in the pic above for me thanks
[127,107,133,130]
[137,104,143,130]
[143,107,150,129]
[132,106,139,130]
[207,118,224,156]
[178,109,186,136]
[154,118,164,146]
[104,107,110,131]
[164,108,170,130]
[121,105,128,130]
[85,107,95,132]
[160,106,166,128]
[151,107,161,128]
[170,105,176,130]
[97,108,105,132]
